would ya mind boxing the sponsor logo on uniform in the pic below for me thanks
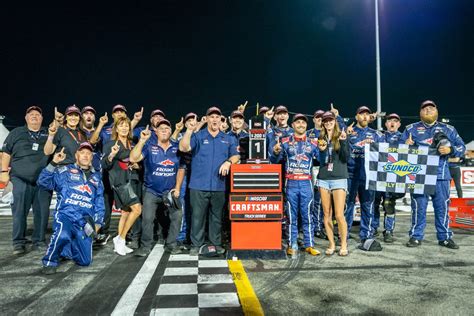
[203,139,209,145]
[159,159,175,166]
[70,175,80,181]
[383,155,421,181]
[295,153,309,161]
[72,184,93,194]
[420,138,433,145]
[70,169,79,174]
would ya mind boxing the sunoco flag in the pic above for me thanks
[365,143,439,195]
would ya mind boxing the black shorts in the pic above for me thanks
[113,179,142,210]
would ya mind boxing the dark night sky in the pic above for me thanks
[2,0,474,141]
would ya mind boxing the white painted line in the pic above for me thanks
[198,274,233,284]
[169,254,199,261]
[150,308,199,316]
[157,283,198,295]
[198,260,229,268]
[198,293,240,308]
[164,267,199,276]
[111,245,165,316]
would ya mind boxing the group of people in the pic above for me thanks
[0,99,466,273]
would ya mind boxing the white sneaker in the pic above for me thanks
[124,245,134,254]
[114,237,127,256]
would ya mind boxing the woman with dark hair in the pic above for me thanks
[317,111,350,256]
[44,105,87,165]
[102,117,142,256]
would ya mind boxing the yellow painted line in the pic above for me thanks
[228,259,264,316]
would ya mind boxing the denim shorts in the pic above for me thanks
[317,179,347,191]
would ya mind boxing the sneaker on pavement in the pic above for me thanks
[42,266,57,275]
[134,247,151,257]
[314,230,328,240]
[438,239,459,249]
[96,234,110,246]
[114,236,127,256]
[406,238,422,247]
[13,246,26,256]
[383,231,394,243]
[127,240,140,249]
[305,247,321,256]
[287,247,298,259]
[373,229,379,237]
[189,247,199,256]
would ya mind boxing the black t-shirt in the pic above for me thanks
[317,139,350,180]
[102,139,140,187]
[53,127,87,165]
[2,126,50,184]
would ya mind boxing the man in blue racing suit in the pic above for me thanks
[271,113,320,259]
[38,142,105,274]
[372,113,405,243]
[345,106,384,251]
[401,100,465,249]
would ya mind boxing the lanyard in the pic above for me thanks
[67,128,83,144]
[28,130,41,142]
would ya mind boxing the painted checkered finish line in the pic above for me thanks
[151,254,242,315]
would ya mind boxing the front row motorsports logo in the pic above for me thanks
[383,155,422,181]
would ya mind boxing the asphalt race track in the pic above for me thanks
[1,211,473,315]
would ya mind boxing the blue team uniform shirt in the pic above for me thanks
[188,129,239,192]
[270,135,320,180]
[400,121,465,180]
[347,125,383,180]
[37,164,105,226]
[142,140,183,196]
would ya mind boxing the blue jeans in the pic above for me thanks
[345,178,375,240]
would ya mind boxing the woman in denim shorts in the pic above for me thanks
[317,111,350,256]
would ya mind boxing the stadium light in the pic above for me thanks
[375,0,382,131]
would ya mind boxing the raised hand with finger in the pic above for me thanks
[99,112,108,126]
[265,106,275,120]
[346,122,355,135]
[405,133,414,145]
[318,139,328,151]
[175,117,184,132]
[238,101,248,114]
[273,137,282,155]
[339,128,347,140]
[134,107,144,122]
[330,103,339,117]
[140,125,152,142]
[53,148,67,164]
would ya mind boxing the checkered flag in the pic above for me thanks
[365,143,439,195]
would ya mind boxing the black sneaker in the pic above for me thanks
[95,234,110,246]
[42,266,57,275]
[189,247,199,256]
[32,242,48,252]
[373,229,379,237]
[314,230,328,240]
[127,240,140,250]
[13,246,26,255]
[406,238,422,247]
[383,231,394,243]
[134,247,151,257]
[438,239,459,249]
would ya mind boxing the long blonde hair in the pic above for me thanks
[319,119,341,152]
[111,117,133,142]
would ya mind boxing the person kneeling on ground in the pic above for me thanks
[38,142,105,275]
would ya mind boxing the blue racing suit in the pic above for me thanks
[372,131,403,233]
[38,163,105,267]
[400,121,465,241]
[345,125,383,240]
[270,135,319,249]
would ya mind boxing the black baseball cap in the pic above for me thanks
[112,104,127,113]
[26,105,42,115]
[81,106,96,114]
[356,106,372,115]
[420,100,437,109]
[77,142,94,152]
[386,113,400,121]
[321,111,336,122]
[292,113,308,123]
[206,106,222,116]
[275,105,288,114]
